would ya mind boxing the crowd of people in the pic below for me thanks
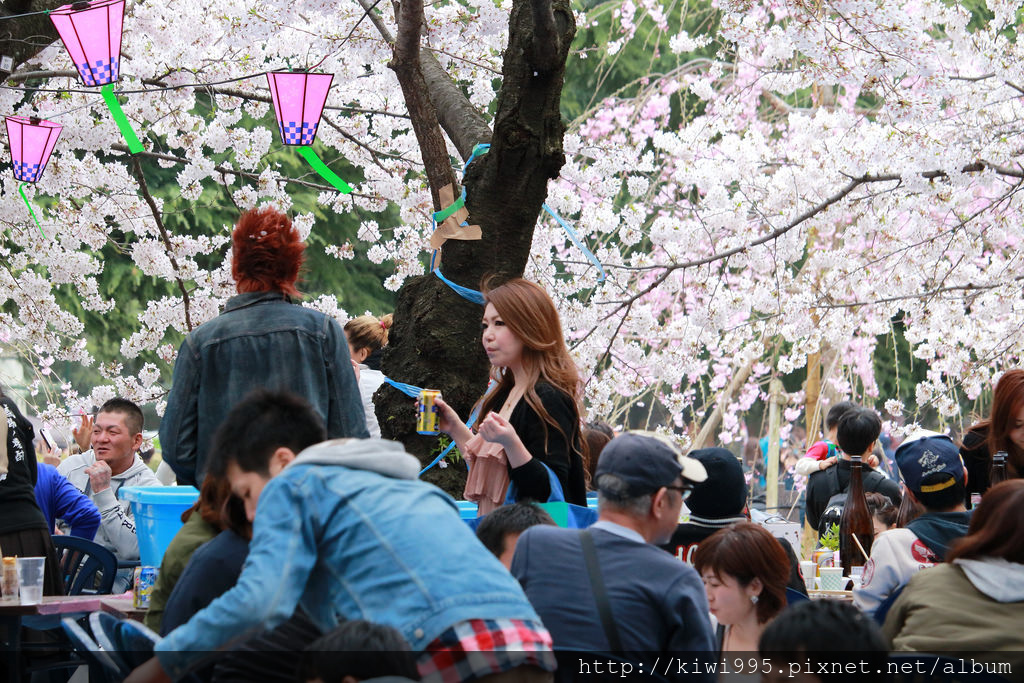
[0,206,1021,683]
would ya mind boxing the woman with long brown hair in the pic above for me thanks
[435,278,587,514]
[960,369,1024,502]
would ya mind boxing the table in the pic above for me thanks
[808,589,854,601]
[1,595,105,680]
[101,595,149,622]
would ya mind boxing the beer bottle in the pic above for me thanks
[990,451,1008,487]
[839,454,873,582]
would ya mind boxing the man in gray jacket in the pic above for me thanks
[58,398,161,585]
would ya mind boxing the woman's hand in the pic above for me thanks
[477,412,518,449]
[866,453,880,468]
[431,397,463,436]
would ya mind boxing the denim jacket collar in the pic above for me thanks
[223,290,293,313]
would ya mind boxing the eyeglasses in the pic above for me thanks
[664,485,693,501]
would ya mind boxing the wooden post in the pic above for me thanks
[766,378,785,514]
[805,350,822,451]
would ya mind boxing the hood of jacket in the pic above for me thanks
[906,510,973,561]
[291,438,420,480]
[955,557,1024,602]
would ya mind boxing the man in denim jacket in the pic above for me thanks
[129,389,554,683]
[160,208,368,487]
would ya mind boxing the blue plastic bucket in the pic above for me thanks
[119,486,199,567]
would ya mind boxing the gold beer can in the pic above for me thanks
[417,389,442,435]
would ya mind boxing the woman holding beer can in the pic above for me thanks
[434,278,587,515]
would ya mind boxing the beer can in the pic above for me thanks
[133,566,158,609]
[417,389,442,435]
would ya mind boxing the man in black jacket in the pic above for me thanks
[805,406,901,533]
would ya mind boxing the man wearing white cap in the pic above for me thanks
[511,432,715,680]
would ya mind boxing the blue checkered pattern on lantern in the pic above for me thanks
[77,57,120,86]
[279,121,318,146]
[12,160,42,183]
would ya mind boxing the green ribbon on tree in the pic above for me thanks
[297,146,353,194]
[101,84,144,154]
[18,182,45,238]
[432,193,465,224]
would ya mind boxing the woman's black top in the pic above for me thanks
[504,382,587,506]
[0,397,48,535]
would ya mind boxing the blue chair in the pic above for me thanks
[785,586,810,605]
[887,654,1011,682]
[60,616,126,682]
[90,611,159,671]
[52,535,118,595]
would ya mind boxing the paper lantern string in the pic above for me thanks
[17,183,45,238]
[101,84,143,153]
[297,146,353,193]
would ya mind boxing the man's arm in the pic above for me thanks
[666,572,716,682]
[159,338,201,487]
[52,470,100,540]
[853,531,906,616]
[153,475,318,679]
[804,476,822,531]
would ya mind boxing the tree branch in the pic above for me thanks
[528,0,560,72]
[130,156,193,332]
[388,0,457,208]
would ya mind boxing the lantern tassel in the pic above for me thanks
[101,84,144,154]
[297,146,353,194]
[18,183,45,238]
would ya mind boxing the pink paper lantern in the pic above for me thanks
[266,72,334,146]
[50,0,125,87]
[5,116,62,183]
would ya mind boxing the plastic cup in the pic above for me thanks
[17,557,45,605]
[850,565,865,588]
[799,560,817,591]
[818,566,846,591]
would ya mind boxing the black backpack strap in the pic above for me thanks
[580,529,623,652]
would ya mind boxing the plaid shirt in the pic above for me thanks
[418,618,556,683]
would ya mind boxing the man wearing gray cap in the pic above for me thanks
[511,432,716,679]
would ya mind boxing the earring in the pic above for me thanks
[750,594,759,605]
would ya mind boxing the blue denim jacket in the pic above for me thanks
[155,439,541,678]
[159,291,368,486]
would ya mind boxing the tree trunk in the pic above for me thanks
[377,0,576,495]
[0,1,66,80]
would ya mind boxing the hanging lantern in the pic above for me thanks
[266,71,334,146]
[5,116,62,183]
[49,0,125,87]
[50,0,142,153]
[266,71,352,194]
[5,116,62,237]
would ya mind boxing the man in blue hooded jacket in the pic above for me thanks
[128,389,553,683]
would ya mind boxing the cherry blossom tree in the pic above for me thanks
[1,0,1022,483]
